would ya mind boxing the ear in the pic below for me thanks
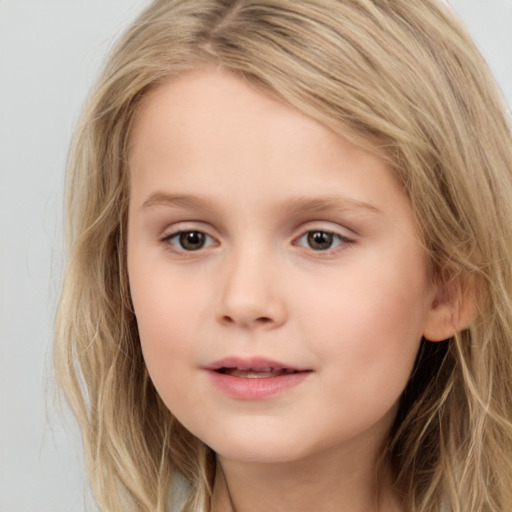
[423,273,477,342]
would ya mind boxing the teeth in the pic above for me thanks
[245,371,276,379]
[221,368,297,378]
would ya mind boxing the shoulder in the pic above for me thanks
[168,472,209,512]
[169,472,192,512]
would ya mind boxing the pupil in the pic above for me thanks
[180,231,205,250]
[308,231,333,250]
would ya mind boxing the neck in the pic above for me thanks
[210,446,402,512]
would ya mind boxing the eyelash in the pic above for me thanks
[160,228,354,256]
[161,230,217,253]
[295,230,352,254]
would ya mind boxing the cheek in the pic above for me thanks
[296,249,429,389]
[135,299,202,416]
[299,280,424,441]
[301,271,426,343]
[128,255,206,400]
[129,239,207,339]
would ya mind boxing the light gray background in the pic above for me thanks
[0,1,511,511]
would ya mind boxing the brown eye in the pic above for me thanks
[179,231,205,250]
[307,231,334,250]
[164,230,215,252]
[296,230,348,252]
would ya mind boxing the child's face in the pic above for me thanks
[128,69,437,465]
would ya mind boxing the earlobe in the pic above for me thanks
[423,275,477,342]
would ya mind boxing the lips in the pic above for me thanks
[218,367,298,378]
[204,357,311,400]
[205,356,307,376]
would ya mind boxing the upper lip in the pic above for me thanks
[204,356,309,372]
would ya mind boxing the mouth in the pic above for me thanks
[216,367,300,379]
[204,356,311,399]
[205,356,310,378]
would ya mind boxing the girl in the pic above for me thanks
[54,1,512,511]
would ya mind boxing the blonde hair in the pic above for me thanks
[54,1,512,511]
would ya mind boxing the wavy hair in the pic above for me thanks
[54,1,512,510]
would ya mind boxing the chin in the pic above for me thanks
[203,429,321,465]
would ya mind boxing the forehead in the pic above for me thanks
[131,68,344,164]
[131,69,388,180]
[128,68,414,232]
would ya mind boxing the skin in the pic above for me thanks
[127,68,446,512]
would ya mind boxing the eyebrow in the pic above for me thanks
[141,192,383,216]
[142,192,216,210]
[281,195,383,216]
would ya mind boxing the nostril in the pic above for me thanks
[255,316,272,324]
[220,314,273,326]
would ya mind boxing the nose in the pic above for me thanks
[216,248,287,330]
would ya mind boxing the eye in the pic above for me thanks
[296,230,347,251]
[163,230,216,252]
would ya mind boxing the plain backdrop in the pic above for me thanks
[0,1,511,511]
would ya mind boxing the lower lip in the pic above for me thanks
[207,371,310,400]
